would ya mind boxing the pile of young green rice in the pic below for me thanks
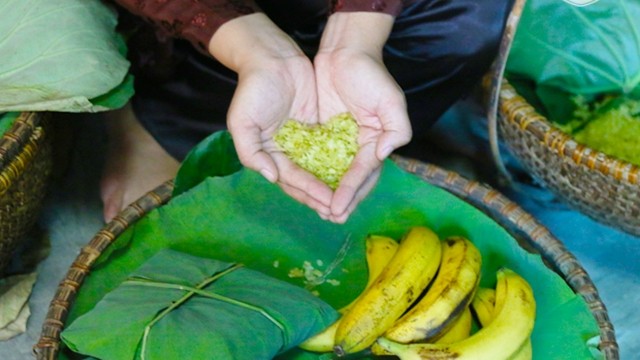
[274,113,359,189]
[560,96,640,166]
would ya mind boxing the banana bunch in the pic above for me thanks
[299,235,399,352]
[298,226,537,360]
[381,236,482,344]
[375,268,536,360]
[335,226,443,355]
[471,287,533,359]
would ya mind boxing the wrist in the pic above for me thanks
[208,13,305,72]
[319,12,394,56]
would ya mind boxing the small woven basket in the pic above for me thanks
[0,112,53,276]
[33,156,619,359]
[497,80,640,236]
[484,0,640,236]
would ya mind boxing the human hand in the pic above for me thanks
[315,12,413,223]
[209,14,334,216]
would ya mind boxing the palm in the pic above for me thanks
[227,55,334,215]
[315,50,411,222]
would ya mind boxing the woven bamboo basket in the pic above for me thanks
[496,80,640,236]
[33,155,619,359]
[0,112,53,276]
[484,0,640,237]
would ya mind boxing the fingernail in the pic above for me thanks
[331,214,348,224]
[260,169,276,183]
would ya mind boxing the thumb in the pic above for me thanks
[375,105,412,161]
[229,122,279,183]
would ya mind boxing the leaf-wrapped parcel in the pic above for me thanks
[61,250,339,360]
[0,0,132,112]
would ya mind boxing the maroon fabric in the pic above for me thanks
[332,0,403,16]
[112,0,259,52]
[112,0,405,53]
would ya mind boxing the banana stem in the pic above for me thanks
[327,348,373,359]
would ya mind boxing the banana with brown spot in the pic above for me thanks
[384,236,482,344]
[334,226,443,355]
[376,268,536,360]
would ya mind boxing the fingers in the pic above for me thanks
[330,165,381,224]
[229,121,280,184]
[329,142,382,223]
[279,182,332,218]
[375,97,413,161]
[232,131,334,220]
[271,152,334,208]
[229,112,334,212]
[325,100,409,223]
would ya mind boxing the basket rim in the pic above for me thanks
[498,78,640,185]
[0,112,42,171]
[0,113,49,198]
[33,155,619,360]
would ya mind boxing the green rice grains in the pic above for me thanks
[274,113,359,189]
[559,96,640,167]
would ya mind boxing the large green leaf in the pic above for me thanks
[173,131,242,197]
[506,0,640,121]
[0,0,131,112]
[0,112,19,138]
[87,74,135,112]
[508,0,640,95]
[61,250,338,360]
[62,133,601,359]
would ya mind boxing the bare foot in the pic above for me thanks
[100,104,180,222]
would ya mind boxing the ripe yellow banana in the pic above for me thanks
[471,285,532,359]
[299,235,398,353]
[334,226,442,355]
[384,236,482,343]
[470,287,496,327]
[340,235,400,314]
[298,319,339,353]
[375,268,536,360]
[433,306,472,344]
[511,340,533,360]
[371,306,473,356]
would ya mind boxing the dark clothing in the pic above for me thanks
[121,0,513,160]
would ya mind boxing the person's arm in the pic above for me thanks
[111,0,260,52]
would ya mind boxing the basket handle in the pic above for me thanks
[485,0,527,186]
